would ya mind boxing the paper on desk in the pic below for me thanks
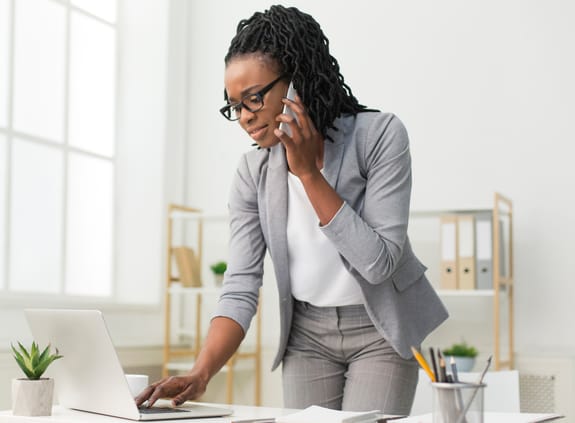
[275,405,381,423]
[393,412,564,423]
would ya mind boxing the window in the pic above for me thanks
[0,0,9,129]
[0,135,6,290]
[1,0,117,298]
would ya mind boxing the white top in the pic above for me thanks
[286,171,363,307]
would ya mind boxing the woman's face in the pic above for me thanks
[224,55,289,149]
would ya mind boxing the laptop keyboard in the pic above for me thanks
[138,407,189,415]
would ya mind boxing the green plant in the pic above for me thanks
[210,261,227,275]
[442,341,478,358]
[11,341,63,380]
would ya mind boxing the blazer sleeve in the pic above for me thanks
[320,113,413,284]
[212,153,266,334]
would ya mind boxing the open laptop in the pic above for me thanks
[25,309,233,421]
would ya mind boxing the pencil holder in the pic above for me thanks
[432,382,485,423]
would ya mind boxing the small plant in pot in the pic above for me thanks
[11,341,63,416]
[442,341,478,373]
[210,261,227,286]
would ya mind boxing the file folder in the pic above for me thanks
[475,212,493,290]
[439,215,458,290]
[173,246,202,287]
[457,214,476,290]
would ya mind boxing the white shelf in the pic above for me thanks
[165,359,255,373]
[436,285,510,298]
[410,209,493,218]
[168,285,222,296]
[437,289,495,297]
[169,211,227,221]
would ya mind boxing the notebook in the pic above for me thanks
[24,308,233,421]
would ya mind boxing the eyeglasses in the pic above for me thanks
[219,74,285,121]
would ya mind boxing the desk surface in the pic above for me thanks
[0,403,292,423]
[0,405,563,423]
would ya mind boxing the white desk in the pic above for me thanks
[0,405,563,423]
[393,412,563,423]
[0,403,293,423]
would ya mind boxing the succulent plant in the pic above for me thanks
[442,341,478,358]
[11,341,63,380]
[210,261,227,275]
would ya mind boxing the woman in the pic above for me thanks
[137,5,448,414]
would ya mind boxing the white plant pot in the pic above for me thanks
[445,355,476,373]
[11,378,54,416]
[213,273,224,286]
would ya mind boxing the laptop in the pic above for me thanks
[25,309,233,421]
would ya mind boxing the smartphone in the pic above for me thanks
[279,81,298,136]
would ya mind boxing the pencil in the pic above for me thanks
[439,356,448,383]
[429,347,439,382]
[410,346,436,382]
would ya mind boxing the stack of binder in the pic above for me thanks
[439,212,495,291]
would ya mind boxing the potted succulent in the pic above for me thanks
[442,341,478,372]
[11,341,63,416]
[210,261,227,286]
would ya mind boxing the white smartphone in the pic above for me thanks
[279,81,298,136]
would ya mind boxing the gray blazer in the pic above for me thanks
[214,111,448,370]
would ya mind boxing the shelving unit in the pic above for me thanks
[410,192,514,370]
[162,204,262,405]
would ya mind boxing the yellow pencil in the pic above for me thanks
[410,346,436,382]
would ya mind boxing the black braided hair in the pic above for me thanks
[224,5,376,140]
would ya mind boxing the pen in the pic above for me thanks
[429,347,439,383]
[477,355,492,384]
[450,355,466,414]
[454,355,493,423]
[450,355,459,383]
[437,350,447,383]
[410,346,436,382]
[231,419,275,423]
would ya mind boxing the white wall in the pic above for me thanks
[183,0,575,361]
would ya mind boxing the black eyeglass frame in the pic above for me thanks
[219,74,287,121]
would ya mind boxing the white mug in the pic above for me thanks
[125,374,149,397]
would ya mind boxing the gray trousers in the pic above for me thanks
[282,300,419,414]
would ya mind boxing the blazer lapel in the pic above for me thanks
[322,117,348,190]
[266,144,291,297]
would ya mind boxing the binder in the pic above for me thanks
[439,215,458,290]
[173,246,202,287]
[475,212,493,290]
[457,214,476,290]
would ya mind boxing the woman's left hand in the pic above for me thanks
[274,95,323,179]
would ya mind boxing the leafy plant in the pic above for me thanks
[442,341,478,358]
[210,261,227,275]
[11,341,63,380]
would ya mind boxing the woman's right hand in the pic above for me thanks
[136,317,245,408]
[135,370,209,408]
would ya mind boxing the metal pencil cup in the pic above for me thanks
[432,382,486,423]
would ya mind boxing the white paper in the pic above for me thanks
[275,405,380,423]
[393,412,564,423]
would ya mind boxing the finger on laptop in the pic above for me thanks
[135,382,160,407]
